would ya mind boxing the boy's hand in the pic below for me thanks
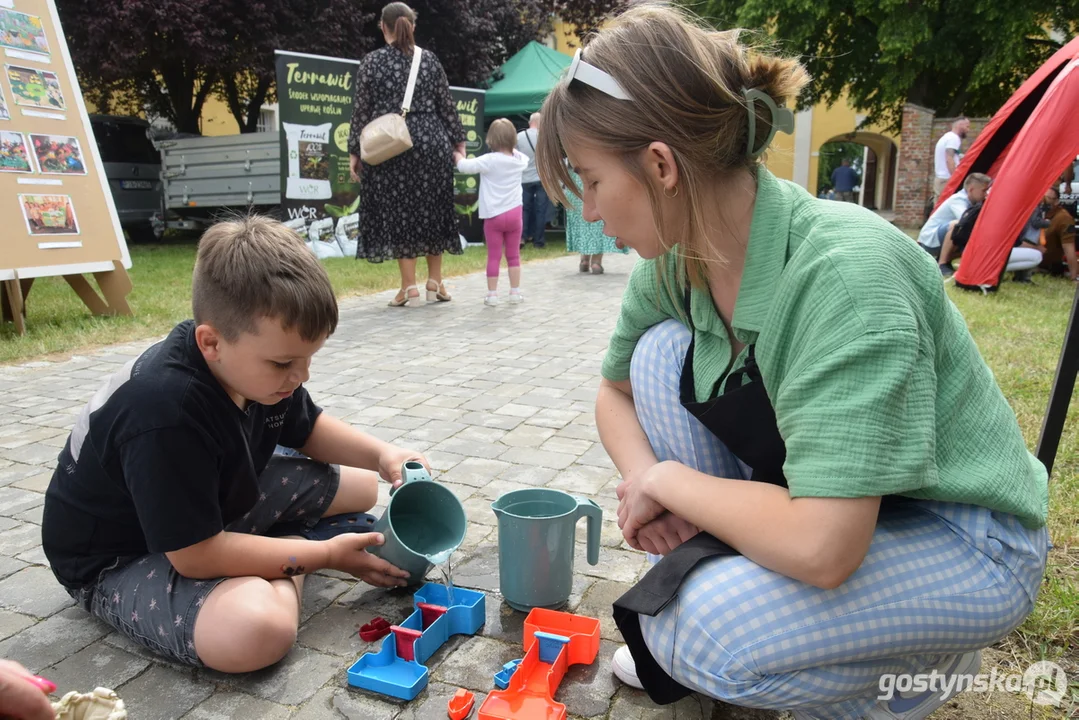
[378,445,431,490]
[326,533,411,587]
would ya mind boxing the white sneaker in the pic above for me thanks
[612,645,644,689]
[508,289,523,304]
[866,649,982,719]
[484,292,499,306]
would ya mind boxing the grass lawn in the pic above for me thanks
[0,234,570,364]
[1,235,1077,674]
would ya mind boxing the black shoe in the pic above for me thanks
[1012,270,1034,283]
[533,243,546,249]
[939,263,954,278]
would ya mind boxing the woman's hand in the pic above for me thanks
[634,513,699,555]
[616,463,669,547]
[349,154,361,183]
[377,445,431,490]
[0,660,54,720]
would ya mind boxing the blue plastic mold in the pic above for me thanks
[492,658,522,690]
[347,583,485,700]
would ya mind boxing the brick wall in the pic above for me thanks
[895,105,992,228]
[895,104,935,228]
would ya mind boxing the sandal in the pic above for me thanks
[426,279,452,302]
[579,255,591,273]
[389,285,421,307]
[590,263,604,275]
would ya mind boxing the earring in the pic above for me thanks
[663,185,679,199]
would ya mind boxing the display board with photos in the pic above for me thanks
[0,0,131,331]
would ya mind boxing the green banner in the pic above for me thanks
[451,86,486,244]
[275,50,361,254]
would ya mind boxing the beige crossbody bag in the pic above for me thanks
[359,47,423,166]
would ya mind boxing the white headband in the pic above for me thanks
[566,49,633,101]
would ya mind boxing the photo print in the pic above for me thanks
[29,133,86,174]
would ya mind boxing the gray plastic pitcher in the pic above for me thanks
[368,461,467,585]
[491,488,601,611]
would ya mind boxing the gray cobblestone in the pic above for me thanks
[182,692,292,720]
[0,566,75,616]
[0,253,668,718]
[117,664,214,720]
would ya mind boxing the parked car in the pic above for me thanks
[89,114,163,242]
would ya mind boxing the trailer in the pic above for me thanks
[157,133,281,229]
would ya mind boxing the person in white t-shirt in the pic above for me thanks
[454,118,530,305]
[933,117,970,200]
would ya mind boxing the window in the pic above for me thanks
[89,118,159,165]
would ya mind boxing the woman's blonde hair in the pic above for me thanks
[535,4,808,290]
[486,118,517,153]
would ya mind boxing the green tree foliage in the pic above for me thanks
[691,0,1078,130]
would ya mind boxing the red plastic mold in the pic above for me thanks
[392,625,423,662]
[418,602,448,630]
[358,617,391,642]
[477,608,600,720]
[447,688,475,719]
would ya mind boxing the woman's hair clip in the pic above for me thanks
[743,88,795,158]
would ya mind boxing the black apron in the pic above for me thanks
[612,285,787,704]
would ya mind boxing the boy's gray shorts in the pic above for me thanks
[66,456,340,666]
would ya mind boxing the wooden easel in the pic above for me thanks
[1,261,133,336]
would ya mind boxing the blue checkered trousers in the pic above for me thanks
[628,321,1049,719]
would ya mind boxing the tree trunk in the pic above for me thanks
[243,76,273,133]
[223,75,273,133]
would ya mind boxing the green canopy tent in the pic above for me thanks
[484,41,572,117]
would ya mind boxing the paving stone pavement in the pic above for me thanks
[0,253,790,720]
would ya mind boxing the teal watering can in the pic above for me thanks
[491,488,601,611]
[368,461,467,585]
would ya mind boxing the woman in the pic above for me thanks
[348,2,466,307]
[565,168,629,274]
[535,6,1049,720]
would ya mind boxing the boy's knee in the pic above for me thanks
[199,582,298,671]
[242,596,298,665]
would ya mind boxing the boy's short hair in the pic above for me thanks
[192,215,338,342]
[486,118,517,153]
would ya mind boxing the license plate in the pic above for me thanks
[120,180,153,190]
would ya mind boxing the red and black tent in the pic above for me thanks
[935,36,1079,289]
[932,37,1079,480]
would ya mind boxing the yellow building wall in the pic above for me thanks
[806,98,898,196]
[199,96,240,136]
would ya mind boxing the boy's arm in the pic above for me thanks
[166,530,408,587]
[300,412,428,487]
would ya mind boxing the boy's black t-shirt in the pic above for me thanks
[42,320,322,590]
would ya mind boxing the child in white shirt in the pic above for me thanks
[454,118,530,305]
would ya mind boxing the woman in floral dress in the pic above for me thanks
[348,2,466,306]
[566,169,629,274]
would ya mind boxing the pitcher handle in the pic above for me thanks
[574,497,602,566]
[390,460,431,495]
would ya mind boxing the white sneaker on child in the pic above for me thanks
[484,292,499,306]
[791,649,983,720]
[508,289,523,304]
[612,646,644,689]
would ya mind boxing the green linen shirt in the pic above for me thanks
[602,167,1048,529]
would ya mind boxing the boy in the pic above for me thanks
[42,216,425,673]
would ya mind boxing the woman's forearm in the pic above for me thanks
[646,462,879,588]
[596,378,659,481]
